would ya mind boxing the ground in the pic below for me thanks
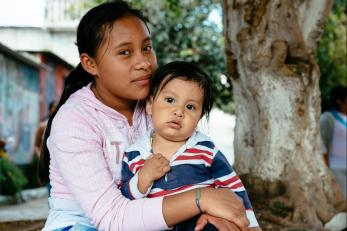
[0,219,281,231]
[0,208,287,231]
[0,220,45,231]
[2,213,346,231]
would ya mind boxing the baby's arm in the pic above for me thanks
[209,150,260,229]
[121,152,170,199]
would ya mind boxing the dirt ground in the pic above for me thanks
[0,220,45,231]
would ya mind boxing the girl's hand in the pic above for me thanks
[138,153,170,193]
[195,214,262,231]
[200,188,249,231]
[195,214,242,231]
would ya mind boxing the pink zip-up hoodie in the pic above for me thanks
[43,84,168,231]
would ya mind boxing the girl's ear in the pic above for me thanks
[146,97,153,115]
[80,53,98,76]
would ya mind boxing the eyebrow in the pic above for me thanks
[162,89,202,104]
[114,37,152,49]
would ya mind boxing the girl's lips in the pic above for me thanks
[134,78,150,86]
[133,75,151,86]
[134,74,151,81]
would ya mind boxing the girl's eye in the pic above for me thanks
[143,45,152,52]
[119,50,130,55]
[186,104,195,110]
[165,97,175,104]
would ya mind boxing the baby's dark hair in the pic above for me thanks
[39,0,149,183]
[149,61,214,119]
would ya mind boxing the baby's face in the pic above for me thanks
[146,78,204,142]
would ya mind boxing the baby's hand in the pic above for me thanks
[138,153,170,193]
[143,153,170,181]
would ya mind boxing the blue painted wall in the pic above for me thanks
[44,57,57,118]
[0,53,40,164]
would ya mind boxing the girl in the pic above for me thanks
[40,1,249,231]
[121,61,260,231]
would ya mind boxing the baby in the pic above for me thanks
[121,61,259,230]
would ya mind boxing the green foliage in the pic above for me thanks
[20,156,41,189]
[0,157,28,196]
[318,0,347,110]
[65,0,106,20]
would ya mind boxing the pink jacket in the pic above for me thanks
[45,84,168,230]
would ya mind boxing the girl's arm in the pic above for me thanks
[50,109,248,230]
[163,187,249,230]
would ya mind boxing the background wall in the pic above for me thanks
[0,52,40,164]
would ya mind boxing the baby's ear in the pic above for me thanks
[146,97,153,115]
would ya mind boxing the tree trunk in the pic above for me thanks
[221,0,346,228]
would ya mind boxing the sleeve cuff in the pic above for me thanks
[129,172,152,199]
[142,196,170,230]
[246,209,259,227]
[124,197,169,230]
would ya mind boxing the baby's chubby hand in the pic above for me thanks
[141,153,170,181]
[138,153,170,193]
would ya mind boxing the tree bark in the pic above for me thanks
[221,0,346,228]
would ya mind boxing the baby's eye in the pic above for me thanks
[165,97,175,104]
[119,50,130,55]
[186,104,195,110]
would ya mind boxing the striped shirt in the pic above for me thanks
[121,131,259,227]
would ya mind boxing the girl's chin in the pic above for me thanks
[131,89,150,100]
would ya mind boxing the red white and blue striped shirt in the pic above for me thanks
[121,131,259,227]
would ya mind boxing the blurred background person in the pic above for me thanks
[320,85,347,197]
[34,101,58,158]
[31,100,57,187]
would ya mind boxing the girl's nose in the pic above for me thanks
[135,56,151,70]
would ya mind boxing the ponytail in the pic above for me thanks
[39,64,94,183]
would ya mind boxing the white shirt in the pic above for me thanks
[329,111,347,169]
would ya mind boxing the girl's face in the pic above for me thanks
[88,16,157,109]
[146,78,204,142]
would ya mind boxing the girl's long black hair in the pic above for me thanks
[39,1,148,183]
